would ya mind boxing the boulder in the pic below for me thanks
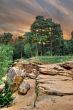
[7,67,26,81]
[18,81,30,95]
[11,76,23,92]
[7,66,26,92]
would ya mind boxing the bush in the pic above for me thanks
[24,43,32,58]
[0,44,13,79]
[0,82,14,108]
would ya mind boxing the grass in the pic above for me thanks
[0,44,13,85]
[28,56,73,64]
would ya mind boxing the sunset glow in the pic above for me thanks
[0,0,73,39]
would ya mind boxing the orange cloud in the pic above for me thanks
[0,0,73,39]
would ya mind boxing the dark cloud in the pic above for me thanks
[0,0,73,39]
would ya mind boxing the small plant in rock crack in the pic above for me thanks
[0,82,14,108]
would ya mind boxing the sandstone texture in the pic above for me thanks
[1,60,73,110]
[18,81,30,95]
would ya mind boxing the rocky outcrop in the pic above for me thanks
[10,76,23,92]
[1,60,73,110]
[6,60,37,92]
[18,81,30,95]
[36,74,73,96]
[38,64,73,77]
[7,66,26,91]
[34,63,73,110]
[34,95,73,110]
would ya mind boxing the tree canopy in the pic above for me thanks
[24,16,64,56]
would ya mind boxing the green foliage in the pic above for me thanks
[13,37,24,60]
[68,36,73,54]
[0,83,14,108]
[24,43,32,58]
[0,80,3,85]
[24,16,73,57]
[27,16,64,56]
[0,44,13,79]
[28,56,73,64]
[0,32,13,44]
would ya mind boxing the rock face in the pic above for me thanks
[35,74,73,110]
[2,60,73,110]
[36,74,73,96]
[38,64,73,77]
[7,66,26,91]
[18,81,30,95]
[34,63,73,110]
[10,76,23,92]
[34,96,73,110]
[6,60,37,92]
[7,66,26,81]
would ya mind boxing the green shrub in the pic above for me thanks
[28,56,73,64]
[0,44,13,79]
[0,82,14,108]
[24,43,32,58]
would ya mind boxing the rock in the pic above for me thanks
[60,62,73,70]
[20,106,33,110]
[34,95,73,110]
[7,67,26,81]
[38,64,64,75]
[7,67,16,81]
[38,64,73,77]
[37,74,73,96]
[7,61,38,82]
[7,66,26,92]
[6,61,38,92]
[18,81,30,95]
[6,79,36,110]
[11,76,23,92]
[27,73,36,79]
[26,69,38,79]
[2,60,73,110]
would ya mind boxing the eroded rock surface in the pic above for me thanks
[36,74,73,96]
[18,81,30,95]
[1,60,73,110]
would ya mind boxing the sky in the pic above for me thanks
[0,0,73,39]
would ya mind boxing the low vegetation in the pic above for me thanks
[0,44,13,83]
[28,56,73,64]
[0,83,14,108]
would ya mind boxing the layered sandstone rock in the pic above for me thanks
[18,81,30,95]
[1,60,73,110]
[34,63,73,110]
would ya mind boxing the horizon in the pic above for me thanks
[0,0,73,39]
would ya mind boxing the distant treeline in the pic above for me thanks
[0,16,73,60]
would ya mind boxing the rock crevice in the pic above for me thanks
[1,60,73,110]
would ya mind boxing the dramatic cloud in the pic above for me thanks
[0,0,73,39]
